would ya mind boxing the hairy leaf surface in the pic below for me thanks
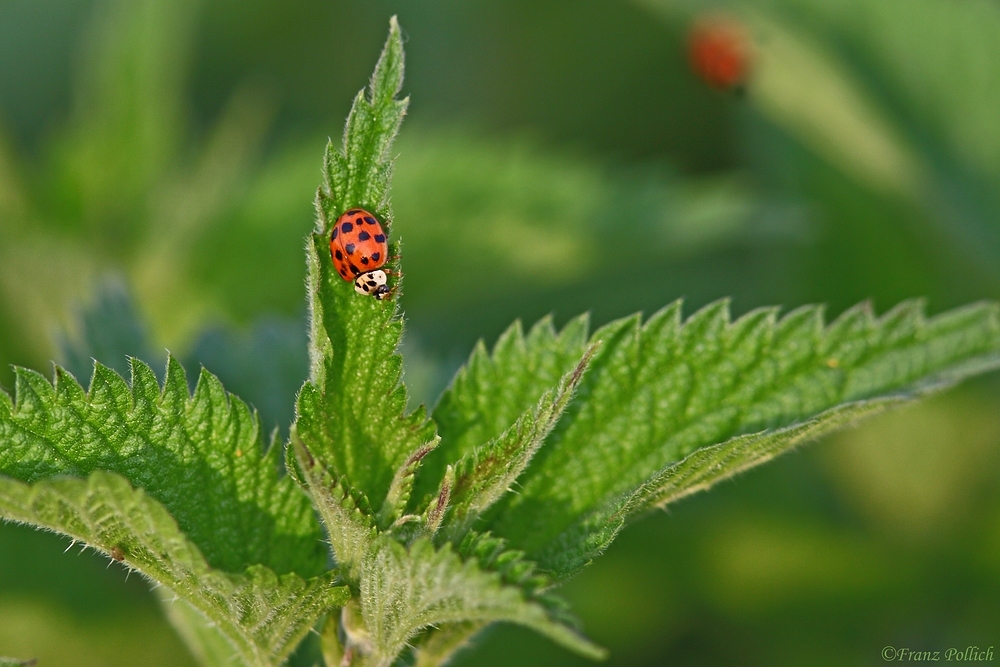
[291,434,377,579]
[0,357,325,576]
[296,16,436,516]
[358,537,605,667]
[448,300,1000,575]
[418,315,589,503]
[533,399,900,576]
[438,346,594,542]
[0,471,348,667]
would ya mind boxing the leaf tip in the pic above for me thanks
[371,16,406,105]
[425,465,454,536]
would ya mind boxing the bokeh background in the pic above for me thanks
[2,0,1000,665]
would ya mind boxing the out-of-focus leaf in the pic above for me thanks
[57,278,159,383]
[159,592,241,667]
[392,129,806,310]
[187,317,308,437]
[639,0,1000,281]
[0,657,35,667]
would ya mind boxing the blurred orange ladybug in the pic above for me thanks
[688,16,752,91]
[330,208,393,299]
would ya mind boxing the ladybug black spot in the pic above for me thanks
[367,280,377,287]
[364,216,377,225]
[335,250,343,260]
[362,283,370,292]
[345,243,356,255]
[349,264,361,276]
[340,268,347,277]
[331,227,338,239]
[372,252,380,261]
[358,230,371,241]
[341,222,353,233]
[374,234,386,243]
[361,257,369,265]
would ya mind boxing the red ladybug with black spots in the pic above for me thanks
[330,208,393,299]
[688,16,752,92]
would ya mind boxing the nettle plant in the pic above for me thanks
[2,18,1000,667]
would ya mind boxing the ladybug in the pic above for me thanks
[329,208,393,299]
[688,16,752,92]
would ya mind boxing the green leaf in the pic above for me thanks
[457,531,553,598]
[321,612,347,667]
[186,317,309,439]
[56,277,310,438]
[533,399,902,577]
[0,471,348,667]
[437,346,595,542]
[448,299,1000,576]
[416,315,590,504]
[378,438,439,530]
[633,399,903,511]
[0,357,340,664]
[356,537,606,667]
[410,622,484,667]
[296,16,436,518]
[290,434,377,580]
[0,358,325,577]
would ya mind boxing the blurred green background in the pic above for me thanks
[1,0,999,665]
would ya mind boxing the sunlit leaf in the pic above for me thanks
[0,472,347,667]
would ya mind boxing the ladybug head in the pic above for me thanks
[354,269,391,299]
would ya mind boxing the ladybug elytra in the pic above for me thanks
[329,208,394,299]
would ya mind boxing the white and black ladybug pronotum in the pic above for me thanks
[353,269,389,298]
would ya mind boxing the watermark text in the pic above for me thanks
[883,646,994,662]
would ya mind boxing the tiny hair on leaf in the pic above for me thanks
[452,299,1000,576]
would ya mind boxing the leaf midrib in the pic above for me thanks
[503,305,997,544]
